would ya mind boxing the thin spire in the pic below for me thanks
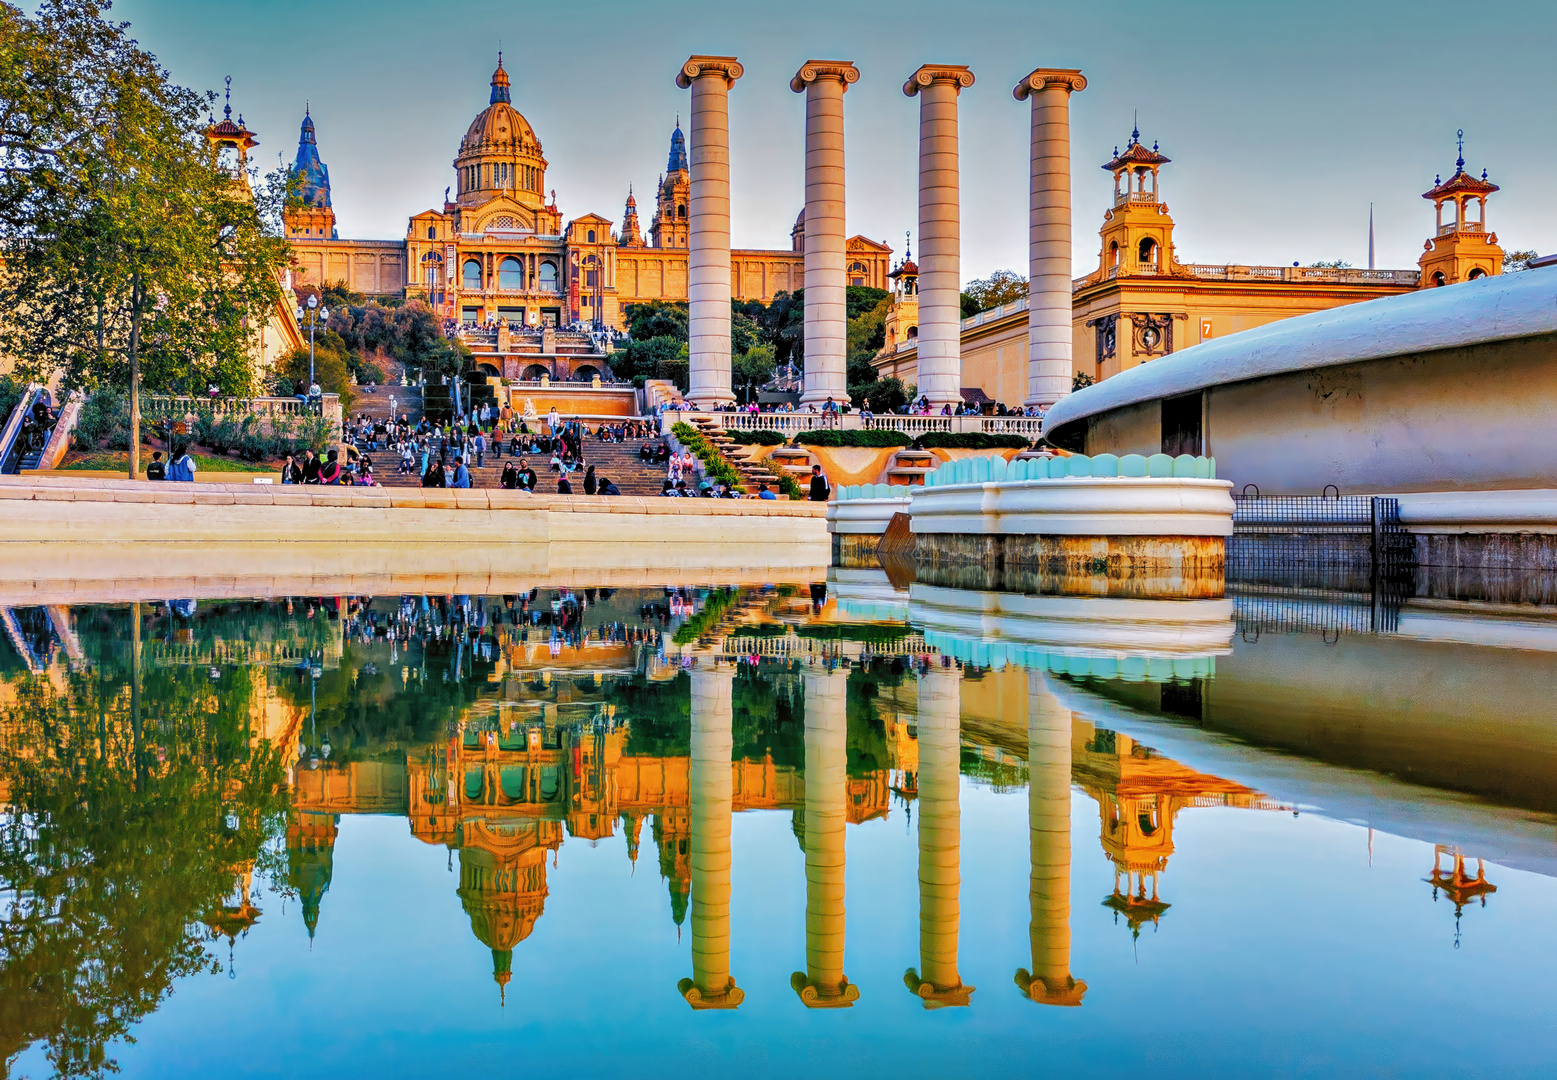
[1368,203,1375,270]
[1131,109,1139,145]
[1456,129,1465,174]
[223,75,232,120]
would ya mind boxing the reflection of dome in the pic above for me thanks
[456,843,549,1003]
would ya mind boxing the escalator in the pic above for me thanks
[0,384,56,475]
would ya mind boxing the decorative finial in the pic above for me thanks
[1131,109,1139,145]
[1456,129,1465,173]
[1482,168,1489,181]
[224,75,232,120]
[1152,140,1159,151]
[904,229,912,261]
[305,101,310,117]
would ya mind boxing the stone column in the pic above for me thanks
[676,56,744,406]
[905,663,973,1007]
[792,666,859,1007]
[790,61,859,408]
[1017,672,1086,1006]
[679,665,742,1009]
[1014,69,1087,409]
[903,65,975,408]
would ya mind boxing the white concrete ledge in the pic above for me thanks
[826,497,912,535]
[908,477,1235,535]
[1396,489,1557,534]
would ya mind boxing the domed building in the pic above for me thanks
[284,57,893,347]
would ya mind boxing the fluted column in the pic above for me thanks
[791,61,859,407]
[905,663,973,1007]
[680,664,742,1009]
[792,666,858,1007]
[903,65,974,408]
[1014,69,1087,408]
[1017,672,1086,1005]
[676,55,744,406]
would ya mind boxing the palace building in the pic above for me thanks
[283,58,894,333]
[874,125,1504,404]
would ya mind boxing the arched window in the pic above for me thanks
[1138,237,1158,268]
[462,259,482,290]
[427,226,436,240]
[1468,267,1487,280]
[676,204,686,220]
[587,229,596,243]
[498,257,524,290]
[1109,241,1120,268]
[1431,271,1447,287]
[538,261,558,292]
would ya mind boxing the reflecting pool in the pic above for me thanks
[2,577,1556,1078]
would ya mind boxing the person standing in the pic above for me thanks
[302,449,321,484]
[808,464,830,502]
[474,431,486,468]
[583,465,597,495]
[451,456,471,488]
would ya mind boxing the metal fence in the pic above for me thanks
[1230,493,1414,576]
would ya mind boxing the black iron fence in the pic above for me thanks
[1230,493,1414,577]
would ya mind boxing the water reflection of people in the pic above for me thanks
[1016,673,1086,1006]
[905,661,973,1007]
[792,666,860,1007]
[679,666,743,1008]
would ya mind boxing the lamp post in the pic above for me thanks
[295,293,331,394]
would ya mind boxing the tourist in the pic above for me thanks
[422,460,446,487]
[301,449,320,484]
[547,406,560,434]
[758,483,777,500]
[808,464,830,502]
[474,431,486,468]
[451,455,471,488]
[557,473,572,494]
[500,461,519,489]
[515,459,537,491]
[399,444,414,474]
[660,479,676,496]
[583,465,597,495]
[146,450,167,481]
[168,446,196,482]
[318,449,342,484]
[597,475,621,496]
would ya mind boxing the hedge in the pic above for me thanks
[726,429,787,446]
[671,422,748,491]
[914,432,1031,450]
[792,428,912,448]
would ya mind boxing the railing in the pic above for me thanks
[140,394,342,421]
[1438,221,1484,237]
[719,412,829,433]
[504,379,632,389]
[863,415,954,435]
[961,297,1028,330]
[1114,192,1159,208]
[1185,264,1421,285]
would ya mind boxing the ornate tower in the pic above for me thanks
[651,122,691,249]
[618,186,644,247]
[1097,123,1177,278]
[452,55,552,231]
[203,77,258,185]
[283,106,336,240]
[1419,132,1502,287]
[881,236,920,355]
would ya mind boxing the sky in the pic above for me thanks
[111,0,1556,282]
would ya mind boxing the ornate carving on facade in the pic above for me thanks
[1127,312,1185,357]
[1087,313,1118,363]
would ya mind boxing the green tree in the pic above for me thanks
[1503,250,1539,272]
[732,343,775,401]
[622,300,688,341]
[962,269,1027,315]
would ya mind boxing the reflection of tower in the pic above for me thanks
[1426,844,1497,949]
[654,805,691,929]
[456,825,555,1005]
[1016,673,1085,1005]
[679,666,743,1008]
[905,663,973,1006]
[286,810,338,941]
[792,667,859,1007]
[202,867,262,978]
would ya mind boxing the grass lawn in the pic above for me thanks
[61,450,276,473]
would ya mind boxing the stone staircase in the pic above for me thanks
[885,448,937,486]
[688,416,780,493]
[372,434,670,494]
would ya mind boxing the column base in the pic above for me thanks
[1014,969,1087,1006]
[904,968,975,1008]
[790,971,860,1008]
[678,976,744,1010]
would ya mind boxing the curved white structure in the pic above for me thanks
[908,477,1234,536]
[826,496,911,535]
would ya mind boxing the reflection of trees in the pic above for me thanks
[0,612,288,1080]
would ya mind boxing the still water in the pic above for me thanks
[2,576,1556,1078]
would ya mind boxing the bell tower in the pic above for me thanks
[1419,131,1502,287]
[881,234,920,355]
[651,121,691,249]
[1096,123,1177,278]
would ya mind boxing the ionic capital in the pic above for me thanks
[902,64,975,98]
[677,55,744,90]
[1013,68,1087,101]
[790,60,860,94]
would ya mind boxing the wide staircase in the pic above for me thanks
[373,431,669,494]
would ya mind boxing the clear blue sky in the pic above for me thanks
[115,0,1555,280]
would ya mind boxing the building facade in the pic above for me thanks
[874,127,1500,405]
[283,60,893,332]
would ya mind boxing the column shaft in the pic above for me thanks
[915,80,963,407]
[800,77,848,406]
[793,668,858,1006]
[683,67,738,405]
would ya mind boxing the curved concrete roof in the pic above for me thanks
[1043,266,1557,435]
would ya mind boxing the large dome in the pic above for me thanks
[461,100,538,156]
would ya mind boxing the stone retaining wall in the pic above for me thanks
[0,477,827,548]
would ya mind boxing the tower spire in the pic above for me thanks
[1455,128,1465,174]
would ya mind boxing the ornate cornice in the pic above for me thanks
[676,55,744,89]
[790,60,860,94]
[1012,67,1087,101]
[902,64,975,98]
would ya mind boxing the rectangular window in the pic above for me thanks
[585,270,598,287]
[1161,391,1203,456]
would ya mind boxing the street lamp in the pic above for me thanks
[295,293,331,392]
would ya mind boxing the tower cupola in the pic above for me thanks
[1418,131,1502,288]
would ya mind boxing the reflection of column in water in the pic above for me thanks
[906,663,974,1006]
[679,665,743,1008]
[1017,672,1086,1005]
[792,666,860,1007]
